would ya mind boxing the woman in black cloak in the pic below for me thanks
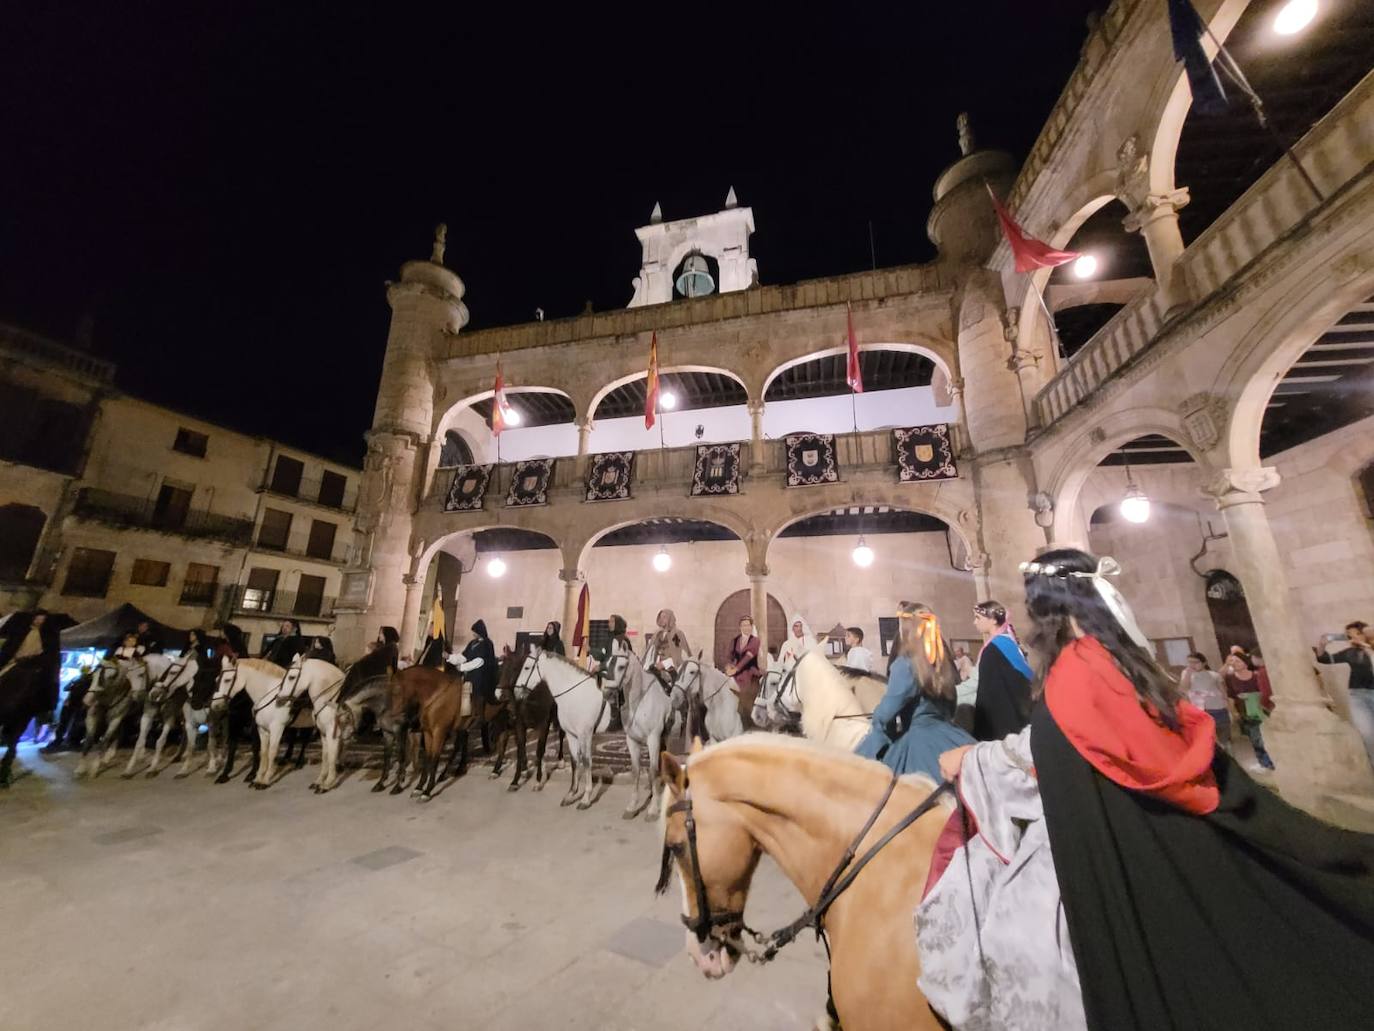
[943,548,1374,1030]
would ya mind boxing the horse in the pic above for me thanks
[490,650,564,791]
[373,664,476,799]
[513,647,611,810]
[124,653,200,777]
[676,656,743,744]
[314,647,394,793]
[75,658,151,777]
[655,735,953,1030]
[173,659,223,779]
[603,645,673,821]
[0,662,53,787]
[209,657,344,789]
[757,650,877,750]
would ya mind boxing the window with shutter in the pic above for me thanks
[257,508,292,551]
[306,519,336,560]
[62,547,116,597]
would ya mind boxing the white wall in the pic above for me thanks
[485,386,953,461]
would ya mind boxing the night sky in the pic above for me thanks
[4,2,1103,465]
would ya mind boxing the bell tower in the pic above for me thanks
[627,187,757,307]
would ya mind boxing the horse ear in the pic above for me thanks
[697,649,703,660]
[690,736,704,755]
[660,751,684,787]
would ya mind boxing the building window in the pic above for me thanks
[318,470,347,508]
[180,562,220,606]
[270,455,304,497]
[172,427,208,458]
[0,504,46,583]
[438,431,474,468]
[242,567,280,612]
[62,547,116,598]
[0,384,90,475]
[151,483,194,530]
[306,519,336,560]
[294,573,327,617]
[878,616,900,657]
[587,618,611,658]
[129,558,171,587]
[257,508,292,551]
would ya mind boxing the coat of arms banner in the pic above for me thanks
[893,425,958,482]
[504,458,554,507]
[690,443,742,497]
[442,463,492,512]
[585,451,634,502]
[784,433,839,488]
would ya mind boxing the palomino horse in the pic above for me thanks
[490,650,565,791]
[676,657,743,743]
[656,735,953,1031]
[124,654,200,777]
[603,644,673,821]
[76,658,152,777]
[513,647,611,810]
[373,664,480,800]
[209,657,344,789]
[758,650,879,750]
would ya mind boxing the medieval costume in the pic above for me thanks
[726,628,761,722]
[541,621,566,656]
[0,610,61,714]
[303,636,336,665]
[775,614,817,673]
[262,623,307,667]
[460,620,498,704]
[644,609,690,678]
[973,625,1032,741]
[135,623,162,656]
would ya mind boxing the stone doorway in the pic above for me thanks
[714,589,785,670]
[1205,570,1258,657]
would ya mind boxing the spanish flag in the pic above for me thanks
[644,332,660,430]
[571,582,591,657]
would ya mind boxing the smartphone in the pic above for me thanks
[1324,632,1347,642]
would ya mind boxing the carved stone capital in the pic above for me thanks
[746,562,770,580]
[1006,348,1040,374]
[1122,188,1191,233]
[1204,467,1281,507]
[559,567,584,585]
[1177,391,1226,452]
[746,398,766,417]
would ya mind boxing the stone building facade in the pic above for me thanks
[336,0,1373,821]
[0,325,359,652]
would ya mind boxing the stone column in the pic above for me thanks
[574,417,593,476]
[1006,348,1040,433]
[399,570,425,660]
[946,377,971,457]
[748,562,770,672]
[1123,188,1191,312]
[747,399,766,475]
[970,452,1044,628]
[559,567,583,652]
[1207,468,1374,817]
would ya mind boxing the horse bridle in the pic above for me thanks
[680,660,731,707]
[518,650,602,701]
[661,765,953,962]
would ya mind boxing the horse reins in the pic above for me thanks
[665,769,953,964]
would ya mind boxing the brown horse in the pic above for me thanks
[657,735,952,1031]
[490,650,564,791]
[373,665,475,800]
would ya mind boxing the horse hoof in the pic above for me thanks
[559,796,576,807]
[371,782,386,793]
[174,772,190,780]
[576,800,593,811]
[507,782,521,792]
[621,810,638,821]
[215,775,231,785]
[145,769,160,779]
[416,793,432,803]
[253,782,268,791]
[120,771,136,780]
[488,771,501,780]
[389,785,404,796]
[645,807,659,823]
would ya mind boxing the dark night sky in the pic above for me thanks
[3,2,1103,466]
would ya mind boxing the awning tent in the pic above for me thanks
[59,603,190,652]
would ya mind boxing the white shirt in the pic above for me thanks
[844,645,874,672]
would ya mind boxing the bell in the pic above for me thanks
[674,253,716,298]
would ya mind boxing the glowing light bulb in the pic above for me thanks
[486,556,507,578]
[502,407,522,427]
[1274,0,1317,36]
[659,391,678,410]
[652,547,672,573]
[1071,253,1098,280]
[1120,485,1151,524]
[851,537,875,568]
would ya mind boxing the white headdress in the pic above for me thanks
[1018,555,1151,651]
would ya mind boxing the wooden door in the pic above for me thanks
[714,589,785,670]
[1205,570,1258,657]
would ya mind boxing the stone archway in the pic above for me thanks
[713,588,785,670]
[1204,569,1257,658]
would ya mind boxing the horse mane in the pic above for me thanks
[537,649,592,674]
[239,657,286,677]
[339,646,395,702]
[794,652,866,742]
[835,666,885,684]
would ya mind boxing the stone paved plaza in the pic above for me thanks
[1,745,827,1031]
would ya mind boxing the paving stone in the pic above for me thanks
[604,916,684,968]
[349,845,423,870]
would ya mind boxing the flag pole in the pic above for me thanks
[1028,275,1068,364]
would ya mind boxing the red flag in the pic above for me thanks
[572,582,590,657]
[644,332,660,430]
[987,184,1080,273]
[845,303,863,394]
[491,360,510,435]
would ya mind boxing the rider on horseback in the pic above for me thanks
[644,609,690,694]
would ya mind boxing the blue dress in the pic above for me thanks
[855,656,974,782]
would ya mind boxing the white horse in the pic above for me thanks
[76,658,152,777]
[513,647,611,810]
[313,652,393,794]
[759,649,878,750]
[676,657,743,743]
[209,657,344,789]
[604,646,673,821]
[125,653,200,777]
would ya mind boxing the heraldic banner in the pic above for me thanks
[585,451,634,502]
[784,433,839,488]
[442,463,492,512]
[893,424,958,482]
[690,442,742,497]
[505,458,554,507]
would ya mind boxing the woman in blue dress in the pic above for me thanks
[856,602,973,782]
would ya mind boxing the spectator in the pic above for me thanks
[1317,621,1374,766]
[1223,651,1274,770]
[843,627,873,673]
[1182,652,1231,753]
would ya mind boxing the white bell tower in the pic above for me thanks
[627,187,757,308]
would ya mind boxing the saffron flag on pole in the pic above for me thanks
[986,184,1081,274]
[644,332,660,430]
[491,359,511,435]
[1167,0,1229,116]
[845,303,864,393]
[572,582,590,657]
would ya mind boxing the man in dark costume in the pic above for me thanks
[134,619,162,656]
[970,599,1032,740]
[262,619,306,667]
[455,620,498,751]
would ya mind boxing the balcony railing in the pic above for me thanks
[1033,69,1374,428]
[72,488,255,545]
[257,474,356,513]
[0,322,116,383]
[226,585,336,620]
[252,529,342,564]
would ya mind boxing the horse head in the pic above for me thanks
[513,646,543,697]
[88,659,130,702]
[147,656,196,706]
[209,658,241,711]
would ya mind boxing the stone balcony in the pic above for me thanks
[1034,69,1374,428]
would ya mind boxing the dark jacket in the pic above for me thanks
[1318,645,1374,692]
[0,612,61,710]
[464,621,499,700]
[541,622,566,656]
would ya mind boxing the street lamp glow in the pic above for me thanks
[652,546,672,573]
[851,537,875,568]
[486,555,507,578]
[1274,0,1317,36]
[1120,484,1151,524]
[1071,253,1098,280]
[502,406,522,427]
[659,391,678,410]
